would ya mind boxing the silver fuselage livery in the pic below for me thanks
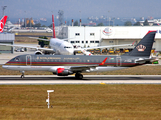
[2,31,157,79]
[3,54,144,71]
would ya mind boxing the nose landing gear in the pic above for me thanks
[20,71,25,78]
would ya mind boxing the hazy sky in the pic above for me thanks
[1,0,161,19]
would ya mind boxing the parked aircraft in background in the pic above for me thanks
[0,16,7,33]
[3,31,156,79]
[0,15,133,55]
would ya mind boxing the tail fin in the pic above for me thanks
[122,30,156,57]
[0,16,7,33]
[52,15,56,38]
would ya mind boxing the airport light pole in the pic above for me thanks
[2,6,7,16]
[108,11,110,26]
[24,11,26,28]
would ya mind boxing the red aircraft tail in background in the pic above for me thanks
[0,16,7,33]
[52,15,56,38]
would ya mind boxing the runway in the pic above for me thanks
[0,75,161,85]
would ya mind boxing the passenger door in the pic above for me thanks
[26,55,31,66]
[116,57,121,67]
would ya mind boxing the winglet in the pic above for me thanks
[99,57,107,66]
[52,15,56,38]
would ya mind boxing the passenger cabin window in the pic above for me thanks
[64,46,72,48]
[95,41,99,43]
[90,33,95,36]
[75,33,80,36]
[90,41,94,43]
[71,41,75,43]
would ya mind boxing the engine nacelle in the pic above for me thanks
[35,51,43,55]
[56,68,73,76]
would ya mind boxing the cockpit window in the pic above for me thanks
[12,57,20,62]
[64,46,72,48]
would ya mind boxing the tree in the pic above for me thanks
[124,21,132,26]
[34,23,41,27]
[143,19,149,26]
[38,36,49,48]
[48,24,52,27]
[133,22,141,26]
[97,22,104,26]
[74,20,79,26]
[41,25,46,27]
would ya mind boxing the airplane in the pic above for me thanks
[0,16,7,33]
[0,15,133,55]
[2,30,157,79]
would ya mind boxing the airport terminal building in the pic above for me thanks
[0,33,14,53]
[59,26,161,51]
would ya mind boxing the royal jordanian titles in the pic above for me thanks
[0,15,133,55]
[3,31,157,79]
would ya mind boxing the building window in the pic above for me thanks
[71,41,75,43]
[75,33,80,36]
[90,41,94,43]
[95,41,99,43]
[109,41,113,43]
[90,33,95,36]
[82,41,84,43]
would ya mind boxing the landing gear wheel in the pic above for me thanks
[75,73,83,79]
[21,75,24,78]
[20,71,25,79]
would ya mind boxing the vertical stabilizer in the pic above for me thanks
[52,15,56,38]
[0,16,7,33]
[122,30,156,57]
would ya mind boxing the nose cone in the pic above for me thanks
[68,48,74,55]
[2,64,8,69]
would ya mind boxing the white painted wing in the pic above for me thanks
[0,43,54,52]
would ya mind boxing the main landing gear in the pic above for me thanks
[75,73,83,79]
[20,71,25,78]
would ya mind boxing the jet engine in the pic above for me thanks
[35,51,43,55]
[56,68,73,76]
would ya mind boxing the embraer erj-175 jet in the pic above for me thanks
[3,31,156,79]
[0,15,133,55]
[0,15,7,33]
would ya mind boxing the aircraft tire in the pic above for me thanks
[21,75,24,79]
[75,73,83,79]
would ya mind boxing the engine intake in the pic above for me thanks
[56,68,73,76]
[35,51,43,55]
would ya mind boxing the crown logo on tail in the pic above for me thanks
[136,44,146,51]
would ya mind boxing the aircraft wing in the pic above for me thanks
[29,37,74,41]
[69,58,107,72]
[29,37,50,41]
[0,44,54,52]
[74,42,135,55]
[82,43,134,50]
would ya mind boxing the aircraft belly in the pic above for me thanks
[93,66,129,72]
[2,65,52,71]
